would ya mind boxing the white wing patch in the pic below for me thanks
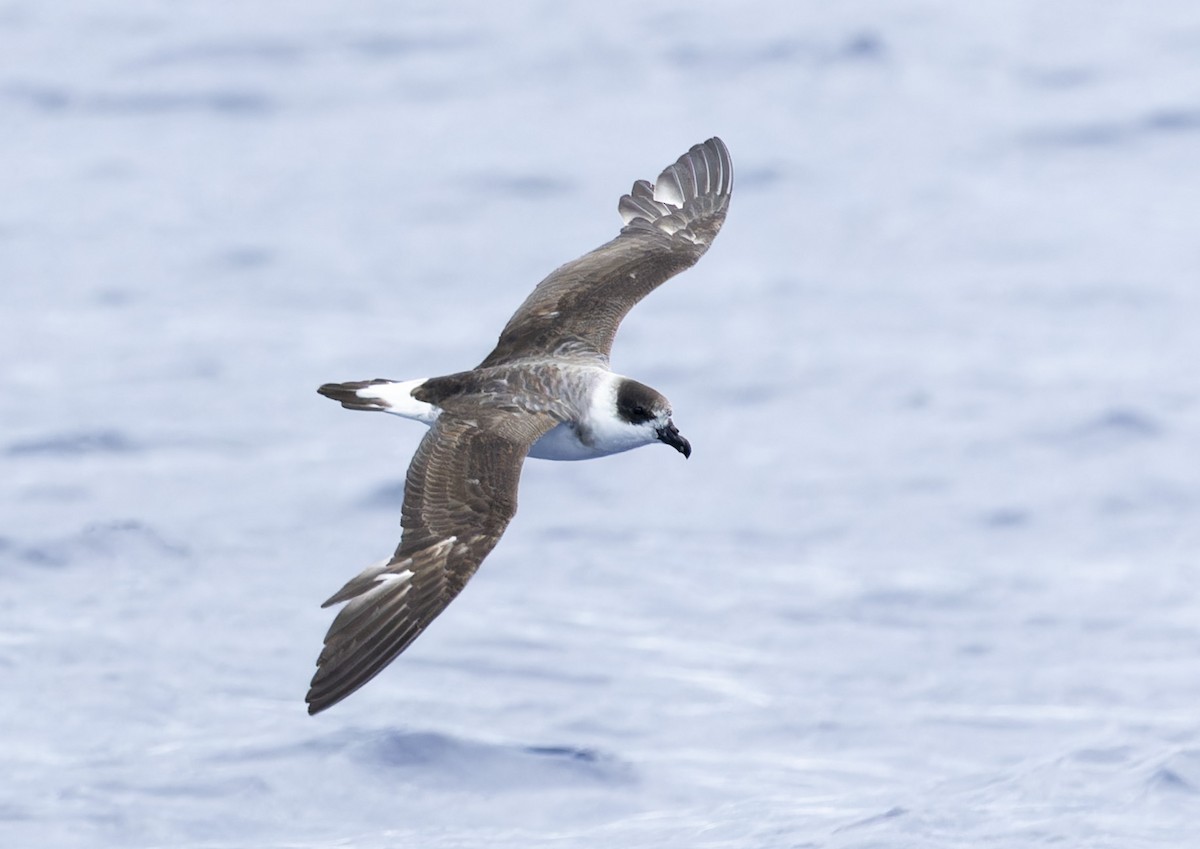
[346,556,392,587]
[324,536,459,610]
[374,567,415,586]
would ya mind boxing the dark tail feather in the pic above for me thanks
[317,379,393,411]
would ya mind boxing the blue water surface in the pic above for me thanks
[3,2,1200,846]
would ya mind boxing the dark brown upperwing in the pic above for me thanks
[306,411,556,714]
[478,137,733,367]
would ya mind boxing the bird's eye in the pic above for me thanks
[620,398,656,424]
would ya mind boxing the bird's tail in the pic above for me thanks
[317,378,439,424]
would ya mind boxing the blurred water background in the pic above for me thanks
[3,1,1200,846]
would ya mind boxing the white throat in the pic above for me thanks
[527,371,666,461]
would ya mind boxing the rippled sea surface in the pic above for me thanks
[4,2,1200,846]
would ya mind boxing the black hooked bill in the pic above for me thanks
[656,421,691,458]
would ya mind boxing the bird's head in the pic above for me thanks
[614,378,691,458]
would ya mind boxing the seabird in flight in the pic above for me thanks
[307,137,733,714]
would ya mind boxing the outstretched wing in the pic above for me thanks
[478,137,733,367]
[306,410,556,714]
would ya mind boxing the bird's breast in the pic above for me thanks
[527,422,609,461]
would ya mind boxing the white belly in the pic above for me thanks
[528,422,611,461]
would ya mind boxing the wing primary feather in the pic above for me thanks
[691,144,711,196]
[317,577,414,656]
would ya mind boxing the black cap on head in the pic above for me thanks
[615,379,666,425]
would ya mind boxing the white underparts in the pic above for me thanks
[527,422,598,461]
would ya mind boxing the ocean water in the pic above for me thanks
[3,1,1200,846]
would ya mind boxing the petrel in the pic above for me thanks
[307,137,733,714]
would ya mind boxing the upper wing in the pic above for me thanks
[478,137,733,367]
[306,410,556,714]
